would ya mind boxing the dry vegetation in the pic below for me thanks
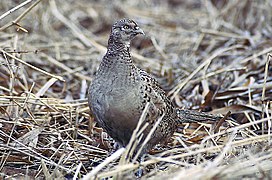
[0,0,272,179]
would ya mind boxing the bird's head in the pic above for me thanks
[110,18,144,44]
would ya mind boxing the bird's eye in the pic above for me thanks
[123,25,129,29]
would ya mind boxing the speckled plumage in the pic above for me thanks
[88,19,221,154]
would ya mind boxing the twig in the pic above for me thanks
[213,111,231,133]
[73,162,82,180]
[82,148,125,180]
[200,29,247,39]
[1,49,65,81]
[49,0,105,50]
[96,133,272,178]
[120,102,150,164]
[169,44,244,100]
[241,47,272,64]
[261,53,271,133]
[0,131,71,172]
[0,0,33,21]
[0,0,43,31]
[40,52,92,81]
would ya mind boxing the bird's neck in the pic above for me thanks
[97,35,136,77]
[103,35,133,65]
[108,35,131,52]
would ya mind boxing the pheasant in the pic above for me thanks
[88,18,221,155]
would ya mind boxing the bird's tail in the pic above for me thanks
[176,109,223,123]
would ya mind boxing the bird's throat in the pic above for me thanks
[104,36,133,65]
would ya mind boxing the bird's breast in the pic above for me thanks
[90,80,142,125]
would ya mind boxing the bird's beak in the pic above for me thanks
[136,28,145,35]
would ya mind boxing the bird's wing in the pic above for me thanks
[137,69,175,123]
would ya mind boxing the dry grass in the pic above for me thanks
[0,0,272,179]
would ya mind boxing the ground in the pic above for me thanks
[0,0,272,179]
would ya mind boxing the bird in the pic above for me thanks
[88,18,221,156]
